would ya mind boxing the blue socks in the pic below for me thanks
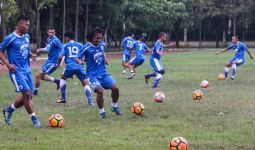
[145,72,157,78]
[84,85,92,104]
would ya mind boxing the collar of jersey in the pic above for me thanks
[13,32,25,38]
[88,42,100,48]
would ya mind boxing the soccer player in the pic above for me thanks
[121,32,135,75]
[0,15,41,128]
[76,27,122,118]
[216,35,253,79]
[56,31,93,105]
[127,34,149,79]
[144,32,168,88]
[33,26,62,96]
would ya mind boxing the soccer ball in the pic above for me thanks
[200,80,209,88]
[218,74,225,80]
[48,114,64,128]
[154,91,166,103]
[168,137,188,150]
[192,90,204,100]
[131,102,145,115]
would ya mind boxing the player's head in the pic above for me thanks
[64,31,75,43]
[135,34,142,41]
[47,26,56,38]
[87,27,104,46]
[126,30,134,38]
[232,35,238,44]
[16,15,30,34]
[158,32,167,42]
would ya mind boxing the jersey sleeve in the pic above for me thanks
[226,44,234,50]
[0,34,14,52]
[77,45,87,59]
[144,43,149,51]
[60,44,66,56]
[53,38,63,49]
[155,41,161,51]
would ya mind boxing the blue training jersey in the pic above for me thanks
[61,40,83,69]
[121,36,134,55]
[77,42,107,77]
[227,42,247,59]
[133,40,149,59]
[150,40,163,60]
[0,32,31,72]
[46,35,62,64]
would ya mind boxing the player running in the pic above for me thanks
[127,34,149,79]
[33,26,62,96]
[216,35,253,79]
[76,27,122,118]
[0,15,41,128]
[144,32,175,88]
[121,32,135,75]
[56,31,93,105]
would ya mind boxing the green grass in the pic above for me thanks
[1,50,255,149]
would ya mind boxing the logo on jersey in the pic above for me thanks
[25,37,29,43]
[20,44,29,59]
[94,52,103,65]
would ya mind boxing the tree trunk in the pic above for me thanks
[36,0,41,50]
[75,0,79,41]
[83,0,89,42]
[173,19,181,48]
[49,6,54,26]
[62,0,66,43]
[216,30,219,48]
[20,0,26,14]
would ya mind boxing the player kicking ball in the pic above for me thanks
[76,27,122,118]
[216,35,253,79]
[0,15,41,128]
[56,31,94,105]
[127,34,149,79]
[33,26,62,96]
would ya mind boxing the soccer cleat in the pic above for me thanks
[122,70,126,75]
[2,109,12,126]
[31,116,42,128]
[99,112,106,118]
[33,90,39,96]
[230,76,235,80]
[127,72,136,79]
[111,107,123,115]
[88,102,95,106]
[144,75,150,84]
[56,99,66,104]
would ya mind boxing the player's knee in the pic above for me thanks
[22,91,31,100]
[96,88,104,95]
[60,79,66,88]
[111,84,119,91]
[156,73,163,80]
[158,69,165,75]
[225,64,231,67]
[84,85,91,93]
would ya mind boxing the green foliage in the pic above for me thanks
[1,0,18,24]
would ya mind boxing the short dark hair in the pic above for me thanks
[64,31,75,40]
[232,35,239,39]
[135,34,142,40]
[126,29,134,37]
[48,26,55,31]
[16,15,29,24]
[159,32,166,38]
[87,27,104,42]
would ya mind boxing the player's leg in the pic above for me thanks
[144,59,159,84]
[127,57,137,79]
[152,69,165,88]
[230,59,244,79]
[101,75,122,115]
[89,77,106,118]
[122,54,130,75]
[224,58,235,79]
[57,75,68,103]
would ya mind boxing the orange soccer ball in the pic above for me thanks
[192,90,204,100]
[168,137,188,150]
[131,102,145,115]
[218,74,225,80]
[48,114,65,128]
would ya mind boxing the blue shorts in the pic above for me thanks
[62,67,86,81]
[229,57,245,66]
[122,54,131,62]
[88,74,116,91]
[9,71,34,93]
[130,57,145,67]
[41,62,58,75]
[150,58,164,72]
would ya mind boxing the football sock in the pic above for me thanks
[84,85,92,104]
[60,79,66,100]
[232,64,237,76]
[145,72,157,78]
[111,102,118,108]
[224,67,229,78]
[152,74,163,88]
[7,104,15,113]
[29,112,36,118]
[99,108,105,113]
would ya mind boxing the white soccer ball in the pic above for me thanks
[154,91,166,103]
[200,80,209,88]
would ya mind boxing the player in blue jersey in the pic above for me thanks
[33,26,62,96]
[0,15,41,128]
[121,32,135,75]
[216,35,253,79]
[127,34,149,79]
[76,27,122,118]
[56,31,93,105]
[144,32,175,88]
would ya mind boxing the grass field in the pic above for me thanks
[0,50,255,150]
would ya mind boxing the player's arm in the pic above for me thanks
[37,47,48,53]
[163,42,176,48]
[246,48,253,59]
[104,54,109,65]
[216,48,228,55]
[0,51,16,72]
